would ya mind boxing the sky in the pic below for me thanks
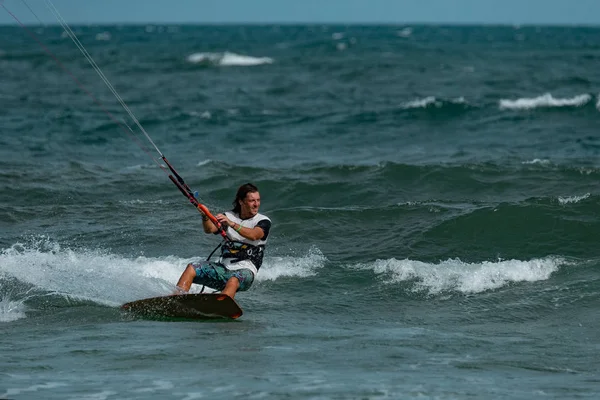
[1,0,600,26]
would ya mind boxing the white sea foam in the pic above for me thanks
[0,281,50,323]
[119,199,167,206]
[577,167,596,175]
[358,256,564,295]
[499,93,592,110]
[3,382,68,398]
[0,296,27,322]
[400,96,466,109]
[257,246,326,282]
[220,52,273,66]
[0,238,175,307]
[121,163,157,172]
[0,237,323,313]
[397,27,413,37]
[186,51,273,66]
[558,193,590,205]
[522,158,551,165]
[95,31,111,41]
[186,52,219,64]
[402,96,438,108]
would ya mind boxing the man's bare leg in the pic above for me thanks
[174,264,196,294]
[221,277,240,299]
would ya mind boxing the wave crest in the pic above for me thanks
[499,93,592,110]
[186,51,273,66]
[359,256,565,295]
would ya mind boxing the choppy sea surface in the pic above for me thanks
[1,20,600,399]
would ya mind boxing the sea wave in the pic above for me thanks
[186,51,274,67]
[0,236,325,319]
[499,93,592,110]
[558,193,591,205]
[0,295,27,323]
[400,96,469,110]
[355,256,566,295]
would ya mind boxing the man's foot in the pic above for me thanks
[171,286,189,296]
[219,290,235,299]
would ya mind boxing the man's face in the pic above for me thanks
[241,191,260,217]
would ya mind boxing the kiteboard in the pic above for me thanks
[121,293,243,320]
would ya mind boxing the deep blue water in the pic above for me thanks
[1,20,600,399]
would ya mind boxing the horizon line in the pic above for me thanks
[2,21,600,28]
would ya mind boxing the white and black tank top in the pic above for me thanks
[219,211,271,272]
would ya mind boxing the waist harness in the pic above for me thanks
[220,240,265,269]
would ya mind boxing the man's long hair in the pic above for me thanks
[232,183,259,214]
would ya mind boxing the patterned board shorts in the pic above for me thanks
[191,261,255,292]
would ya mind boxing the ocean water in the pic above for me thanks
[1,19,600,399]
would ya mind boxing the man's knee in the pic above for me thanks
[226,276,240,288]
[185,264,197,276]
